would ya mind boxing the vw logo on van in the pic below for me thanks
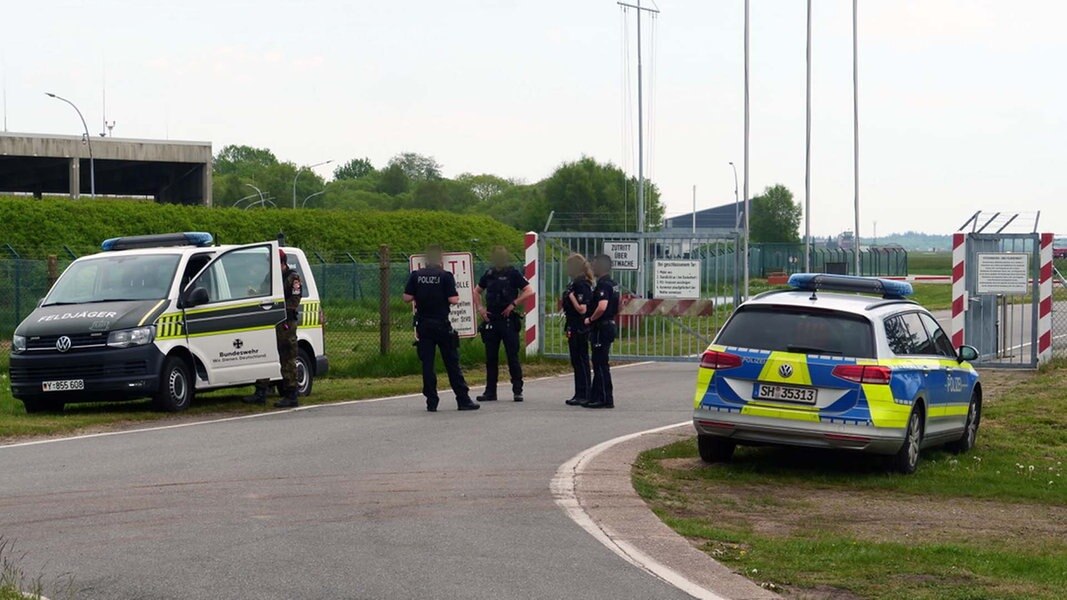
[55,336,72,353]
[778,364,794,379]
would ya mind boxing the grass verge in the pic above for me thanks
[0,358,570,442]
[633,365,1067,599]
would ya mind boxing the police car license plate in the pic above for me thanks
[42,379,84,392]
[754,383,817,404]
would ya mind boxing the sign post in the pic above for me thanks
[408,251,478,338]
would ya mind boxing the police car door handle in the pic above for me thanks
[260,301,275,310]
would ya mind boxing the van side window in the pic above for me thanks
[190,246,272,304]
[885,312,935,356]
[181,253,213,290]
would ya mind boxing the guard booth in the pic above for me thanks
[951,212,1054,368]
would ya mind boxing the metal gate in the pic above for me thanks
[538,232,740,361]
[960,233,1041,368]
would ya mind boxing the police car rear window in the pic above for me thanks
[716,305,876,358]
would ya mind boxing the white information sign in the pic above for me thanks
[604,241,639,271]
[654,260,702,299]
[976,253,1029,295]
[408,251,478,338]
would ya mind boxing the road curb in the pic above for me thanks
[553,423,779,600]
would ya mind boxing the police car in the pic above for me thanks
[693,274,981,474]
[9,233,327,413]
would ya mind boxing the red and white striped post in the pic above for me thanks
[1038,233,1054,363]
[951,233,967,347]
[522,232,539,356]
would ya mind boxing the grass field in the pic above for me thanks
[633,365,1067,599]
[907,252,953,275]
[0,358,570,441]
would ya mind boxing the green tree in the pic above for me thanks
[333,157,376,181]
[387,152,442,182]
[377,164,411,196]
[455,173,515,203]
[214,145,278,177]
[749,184,802,243]
[541,157,663,232]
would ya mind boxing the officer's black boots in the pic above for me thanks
[565,396,585,406]
[513,393,524,402]
[476,394,497,402]
[457,400,481,411]
[274,391,299,409]
[242,387,267,405]
[584,399,614,409]
[426,398,439,412]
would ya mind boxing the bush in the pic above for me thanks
[0,196,524,258]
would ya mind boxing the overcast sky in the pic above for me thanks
[2,1,1064,236]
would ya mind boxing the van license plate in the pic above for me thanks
[754,383,817,404]
[42,380,84,392]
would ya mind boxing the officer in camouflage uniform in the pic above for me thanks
[243,249,302,408]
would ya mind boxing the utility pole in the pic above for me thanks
[619,0,659,296]
[804,0,812,272]
[46,92,95,199]
[852,0,861,276]
[691,185,696,234]
[743,0,751,299]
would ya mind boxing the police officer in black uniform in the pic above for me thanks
[473,246,533,402]
[562,254,595,406]
[583,254,620,409]
[403,245,480,413]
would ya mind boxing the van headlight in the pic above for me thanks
[12,335,26,354]
[107,326,155,349]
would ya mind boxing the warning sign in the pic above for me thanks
[654,260,701,299]
[409,251,478,338]
[604,241,639,271]
[976,253,1029,295]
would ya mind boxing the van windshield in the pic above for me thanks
[715,305,876,358]
[44,254,181,305]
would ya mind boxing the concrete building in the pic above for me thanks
[0,132,212,205]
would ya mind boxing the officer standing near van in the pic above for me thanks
[403,245,480,412]
[473,246,533,402]
[583,254,620,409]
[244,249,302,408]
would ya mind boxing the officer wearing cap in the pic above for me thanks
[583,254,620,409]
[244,248,302,408]
[473,246,532,403]
[403,245,480,412]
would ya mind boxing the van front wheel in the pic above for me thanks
[153,356,194,412]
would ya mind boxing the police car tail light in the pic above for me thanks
[832,364,891,385]
[700,350,742,370]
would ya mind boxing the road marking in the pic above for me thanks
[552,421,732,600]
[0,361,657,450]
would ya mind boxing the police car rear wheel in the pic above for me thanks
[153,357,193,412]
[891,409,923,475]
[697,435,736,463]
[296,349,313,397]
[947,392,980,454]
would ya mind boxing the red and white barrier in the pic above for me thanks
[619,298,716,317]
[1038,233,1054,363]
[523,232,539,355]
[951,233,967,347]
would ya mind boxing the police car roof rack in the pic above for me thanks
[101,232,214,252]
[787,273,913,300]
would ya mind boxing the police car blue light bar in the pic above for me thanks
[102,232,214,251]
[788,273,914,299]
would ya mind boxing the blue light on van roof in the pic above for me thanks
[102,232,214,251]
[788,273,914,299]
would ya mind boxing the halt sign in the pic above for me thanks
[408,251,478,338]
[604,241,639,271]
[976,253,1029,295]
[654,260,701,299]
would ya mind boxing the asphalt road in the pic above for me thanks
[0,362,698,600]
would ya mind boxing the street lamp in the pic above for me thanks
[301,190,326,209]
[292,160,332,209]
[46,92,95,198]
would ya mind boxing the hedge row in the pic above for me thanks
[0,197,525,258]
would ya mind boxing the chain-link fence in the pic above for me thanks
[1052,256,1067,359]
[749,244,908,278]
[0,245,494,378]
